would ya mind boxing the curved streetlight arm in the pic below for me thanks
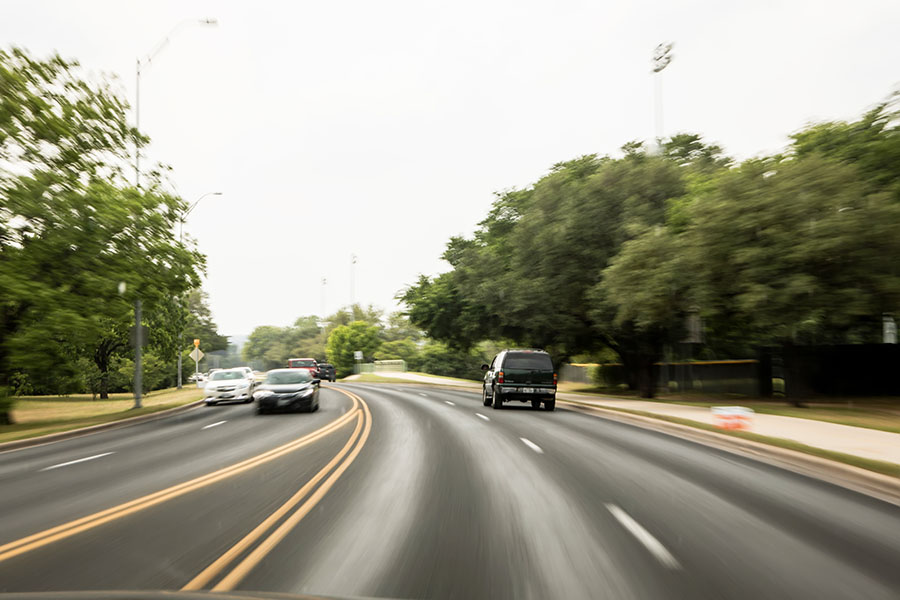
[139,18,218,73]
[179,192,222,243]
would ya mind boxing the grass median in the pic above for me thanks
[0,386,205,445]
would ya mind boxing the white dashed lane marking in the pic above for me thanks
[40,452,115,472]
[606,503,681,569]
[475,413,490,421]
[202,420,227,430]
[520,438,544,454]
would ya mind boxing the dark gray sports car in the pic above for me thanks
[253,369,320,414]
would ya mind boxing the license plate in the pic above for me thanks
[221,394,233,399]
[521,388,535,393]
[278,397,293,406]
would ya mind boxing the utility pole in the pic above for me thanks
[321,277,327,318]
[652,42,674,146]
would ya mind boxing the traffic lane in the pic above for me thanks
[0,411,359,592]
[237,383,657,600]
[417,385,900,598]
[0,387,355,546]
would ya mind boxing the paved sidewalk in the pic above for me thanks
[348,371,900,466]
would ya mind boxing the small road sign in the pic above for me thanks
[189,347,204,362]
[354,351,363,360]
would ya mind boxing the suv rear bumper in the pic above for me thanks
[496,385,556,400]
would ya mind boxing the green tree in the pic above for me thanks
[326,321,382,377]
[243,326,293,370]
[0,49,203,418]
[376,339,420,366]
[687,155,900,347]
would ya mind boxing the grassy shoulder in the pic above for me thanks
[557,383,900,434]
[562,399,900,479]
[1,386,204,444]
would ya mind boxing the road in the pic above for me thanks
[1,383,899,599]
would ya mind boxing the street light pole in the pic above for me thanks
[134,18,218,188]
[131,18,217,401]
[177,191,222,389]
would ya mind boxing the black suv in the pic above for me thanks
[315,363,336,382]
[481,349,557,411]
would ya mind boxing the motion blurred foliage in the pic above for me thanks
[0,48,208,421]
[326,321,382,377]
[400,93,900,397]
[243,305,419,373]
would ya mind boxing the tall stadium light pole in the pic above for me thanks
[135,18,218,188]
[652,42,674,147]
[177,191,222,389]
[350,254,358,306]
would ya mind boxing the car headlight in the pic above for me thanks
[237,382,249,389]
[254,390,273,400]
[300,388,314,397]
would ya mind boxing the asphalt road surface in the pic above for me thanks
[1,383,899,599]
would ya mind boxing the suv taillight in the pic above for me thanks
[498,371,504,384]
[553,372,558,386]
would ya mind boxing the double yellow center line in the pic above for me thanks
[0,386,371,592]
[185,387,372,590]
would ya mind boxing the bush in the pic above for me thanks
[416,342,484,380]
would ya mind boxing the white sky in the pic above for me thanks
[4,0,899,337]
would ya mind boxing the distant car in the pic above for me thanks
[482,349,557,411]
[254,368,320,414]
[315,363,336,382]
[238,366,254,381]
[287,357,318,378]
[204,368,258,405]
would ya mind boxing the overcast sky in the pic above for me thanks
[4,0,899,337]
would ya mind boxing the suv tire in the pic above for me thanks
[544,399,556,411]
[531,399,541,409]
[492,387,503,409]
[482,387,491,406]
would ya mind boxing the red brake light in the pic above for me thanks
[498,371,504,384]
[553,372,558,385]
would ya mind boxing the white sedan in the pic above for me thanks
[204,369,257,405]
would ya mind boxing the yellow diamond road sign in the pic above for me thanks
[189,348,204,362]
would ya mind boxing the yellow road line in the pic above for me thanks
[0,394,359,564]
[210,388,372,591]
[182,410,364,590]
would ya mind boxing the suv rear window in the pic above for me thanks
[504,352,553,370]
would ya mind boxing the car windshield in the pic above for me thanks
[289,360,316,368]
[504,353,553,370]
[210,371,245,381]
[267,371,312,384]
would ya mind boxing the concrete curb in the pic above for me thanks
[0,398,206,454]
[559,399,900,507]
[341,380,900,506]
